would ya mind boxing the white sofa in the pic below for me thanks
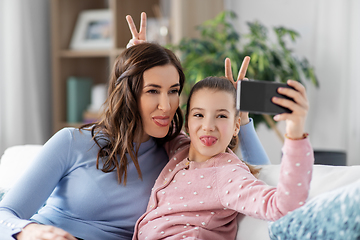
[1,145,360,240]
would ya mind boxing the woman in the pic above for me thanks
[0,18,269,240]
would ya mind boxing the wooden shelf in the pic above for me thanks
[50,0,224,133]
[50,0,159,133]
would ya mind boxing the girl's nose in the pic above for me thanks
[202,117,215,132]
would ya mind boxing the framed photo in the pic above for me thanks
[70,9,112,50]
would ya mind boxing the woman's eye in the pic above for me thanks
[217,114,228,118]
[169,89,180,94]
[194,113,203,118]
[147,89,158,94]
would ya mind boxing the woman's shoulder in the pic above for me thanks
[48,127,96,149]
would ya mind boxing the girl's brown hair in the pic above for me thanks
[81,43,185,184]
[185,76,259,176]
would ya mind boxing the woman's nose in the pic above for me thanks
[158,94,171,112]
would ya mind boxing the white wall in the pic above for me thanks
[225,0,360,165]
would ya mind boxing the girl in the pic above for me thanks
[133,76,314,240]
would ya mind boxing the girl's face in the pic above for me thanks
[138,64,180,142]
[187,88,240,162]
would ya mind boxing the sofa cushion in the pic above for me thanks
[268,178,360,239]
[0,145,43,199]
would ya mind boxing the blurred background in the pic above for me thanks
[0,0,359,165]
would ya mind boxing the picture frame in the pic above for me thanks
[70,9,113,50]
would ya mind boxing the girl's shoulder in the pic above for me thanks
[213,151,250,172]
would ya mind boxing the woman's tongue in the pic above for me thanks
[200,136,217,146]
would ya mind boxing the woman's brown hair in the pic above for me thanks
[81,43,185,184]
[184,76,259,176]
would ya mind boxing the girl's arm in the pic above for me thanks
[217,138,313,221]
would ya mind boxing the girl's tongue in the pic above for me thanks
[200,136,217,146]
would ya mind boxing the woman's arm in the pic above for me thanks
[238,118,271,165]
[0,128,77,240]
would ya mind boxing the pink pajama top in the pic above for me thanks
[133,133,314,240]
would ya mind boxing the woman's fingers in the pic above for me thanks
[125,12,147,48]
[224,56,250,88]
[237,56,250,81]
[126,12,147,40]
[17,224,77,240]
[126,15,138,39]
[138,12,147,41]
[45,226,77,240]
[225,58,233,82]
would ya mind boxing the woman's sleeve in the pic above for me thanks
[238,118,271,165]
[0,128,73,237]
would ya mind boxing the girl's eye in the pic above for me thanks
[194,113,203,118]
[217,114,228,119]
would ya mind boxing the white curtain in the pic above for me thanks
[225,0,360,165]
[0,0,51,155]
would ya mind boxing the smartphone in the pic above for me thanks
[236,80,295,115]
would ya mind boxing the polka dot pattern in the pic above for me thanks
[134,134,314,240]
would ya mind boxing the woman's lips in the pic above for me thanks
[200,136,218,146]
[153,116,170,127]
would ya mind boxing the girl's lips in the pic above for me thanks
[153,116,170,127]
[200,136,218,146]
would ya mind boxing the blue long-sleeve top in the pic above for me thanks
[0,119,269,240]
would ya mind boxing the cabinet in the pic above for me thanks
[50,0,224,133]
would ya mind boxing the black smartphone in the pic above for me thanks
[236,80,295,115]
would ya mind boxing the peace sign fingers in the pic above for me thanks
[237,56,250,81]
[126,12,147,48]
[225,56,251,88]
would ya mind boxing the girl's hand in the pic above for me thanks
[126,12,147,48]
[16,223,77,240]
[225,56,251,125]
[272,80,309,139]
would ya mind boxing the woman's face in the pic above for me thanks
[187,88,240,162]
[138,64,180,142]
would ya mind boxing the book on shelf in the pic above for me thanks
[67,76,92,123]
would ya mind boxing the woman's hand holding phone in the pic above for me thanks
[272,80,309,139]
[225,56,251,125]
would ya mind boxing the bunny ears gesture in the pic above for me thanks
[126,12,147,48]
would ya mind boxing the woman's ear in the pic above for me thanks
[234,116,241,136]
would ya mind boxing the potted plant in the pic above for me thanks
[168,11,319,142]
